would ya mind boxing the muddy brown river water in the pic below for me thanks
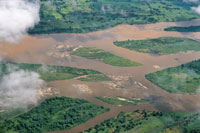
[1,19,200,133]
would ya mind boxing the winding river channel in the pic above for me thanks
[1,19,200,132]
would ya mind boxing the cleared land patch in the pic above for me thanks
[0,97,109,132]
[146,60,200,94]
[72,47,141,67]
[114,37,200,55]
[96,96,148,106]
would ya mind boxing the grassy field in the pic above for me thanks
[78,74,111,82]
[165,25,200,32]
[0,61,106,82]
[146,59,200,94]
[72,47,141,67]
[96,96,148,106]
[28,0,200,34]
[114,37,200,55]
[0,97,109,133]
[84,110,200,133]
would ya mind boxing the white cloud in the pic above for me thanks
[183,0,199,3]
[0,70,44,108]
[192,5,200,14]
[183,0,200,14]
[0,0,40,43]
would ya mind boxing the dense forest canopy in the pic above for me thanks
[0,97,109,132]
[29,0,200,34]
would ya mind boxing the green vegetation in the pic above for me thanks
[114,37,200,55]
[29,0,200,34]
[146,59,200,94]
[96,96,148,106]
[72,47,141,67]
[85,110,200,133]
[0,61,104,82]
[165,25,200,32]
[0,108,26,121]
[0,97,109,133]
[78,74,111,81]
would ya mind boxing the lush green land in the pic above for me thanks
[0,97,109,133]
[165,25,200,32]
[146,60,200,94]
[0,108,26,121]
[85,110,200,133]
[72,47,141,67]
[29,0,199,34]
[78,74,111,81]
[114,37,200,55]
[0,61,105,82]
[96,96,148,106]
